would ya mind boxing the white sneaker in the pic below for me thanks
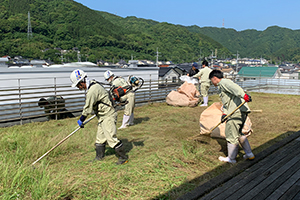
[200,104,208,107]
[218,156,236,163]
[243,153,255,160]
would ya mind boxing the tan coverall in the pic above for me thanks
[217,78,251,145]
[111,76,135,116]
[82,80,120,148]
[193,67,212,97]
[111,76,135,128]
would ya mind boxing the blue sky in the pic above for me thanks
[74,0,299,31]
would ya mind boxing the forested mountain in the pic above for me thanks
[187,26,300,62]
[0,0,231,64]
[98,12,300,63]
[99,12,231,63]
[1,0,299,64]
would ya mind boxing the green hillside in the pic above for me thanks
[99,12,231,62]
[0,0,127,63]
[0,0,231,64]
[187,25,300,62]
[2,0,298,64]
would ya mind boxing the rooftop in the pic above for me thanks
[238,66,279,78]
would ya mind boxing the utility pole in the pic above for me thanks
[199,48,202,62]
[211,50,214,68]
[233,51,239,72]
[27,11,32,40]
[236,50,239,71]
[156,47,160,67]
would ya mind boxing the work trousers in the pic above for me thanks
[96,112,120,148]
[225,111,248,145]
[200,82,210,97]
[120,91,135,116]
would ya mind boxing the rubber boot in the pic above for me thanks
[239,135,255,160]
[128,113,134,126]
[114,142,128,165]
[200,96,208,107]
[118,115,130,129]
[219,142,239,163]
[91,143,105,162]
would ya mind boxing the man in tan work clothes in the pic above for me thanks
[193,60,212,106]
[209,69,254,163]
[104,70,135,129]
[70,69,128,165]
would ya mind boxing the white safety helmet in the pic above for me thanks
[70,69,87,87]
[104,70,114,81]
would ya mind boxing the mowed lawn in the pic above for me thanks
[0,92,300,200]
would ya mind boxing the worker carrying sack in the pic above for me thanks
[199,102,253,138]
[166,81,200,107]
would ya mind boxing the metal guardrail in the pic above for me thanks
[0,77,182,127]
[1,75,300,127]
[234,77,300,95]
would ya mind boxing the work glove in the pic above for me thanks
[77,119,84,128]
[244,93,252,102]
[221,114,227,123]
[77,115,87,128]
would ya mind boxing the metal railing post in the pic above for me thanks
[54,77,58,120]
[149,74,152,103]
[278,76,280,91]
[18,79,23,125]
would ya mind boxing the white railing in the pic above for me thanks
[234,77,300,95]
[1,75,300,127]
[0,76,181,127]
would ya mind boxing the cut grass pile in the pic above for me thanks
[0,92,300,199]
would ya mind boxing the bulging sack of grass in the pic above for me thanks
[180,75,199,84]
[199,102,253,138]
[166,81,200,107]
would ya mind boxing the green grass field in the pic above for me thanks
[1,92,300,199]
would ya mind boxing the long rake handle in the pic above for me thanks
[188,101,247,140]
[31,115,96,166]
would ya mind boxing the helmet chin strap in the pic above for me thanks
[85,77,90,89]
[107,76,113,84]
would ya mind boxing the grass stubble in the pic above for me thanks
[0,92,300,199]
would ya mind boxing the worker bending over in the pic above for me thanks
[209,69,254,163]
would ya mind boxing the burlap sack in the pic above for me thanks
[166,82,200,107]
[200,102,253,138]
[177,81,200,100]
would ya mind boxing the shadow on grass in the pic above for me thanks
[191,135,227,154]
[105,138,145,157]
[214,137,228,155]
[152,130,298,200]
[133,117,150,125]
